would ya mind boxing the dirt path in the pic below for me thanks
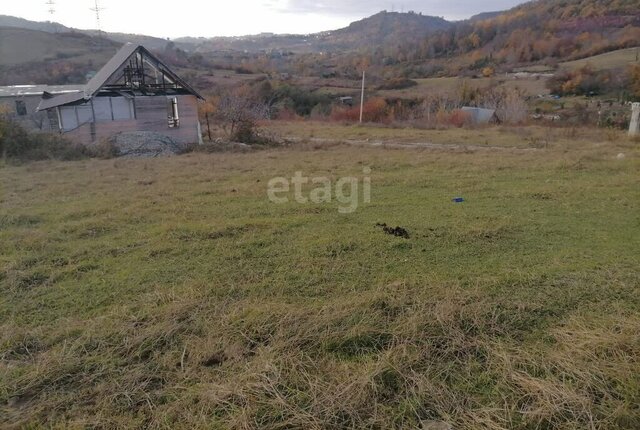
[296,137,541,152]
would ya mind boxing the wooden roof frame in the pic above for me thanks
[38,43,203,111]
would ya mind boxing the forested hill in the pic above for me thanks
[176,11,453,53]
[369,0,640,73]
[1,0,639,85]
[317,11,452,51]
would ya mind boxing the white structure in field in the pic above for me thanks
[630,103,640,136]
[0,44,204,145]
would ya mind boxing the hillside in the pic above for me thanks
[0,14,70,33]
[561,47,640,71]
[179,11,453,53]
[1,0,639,87]
[0,11,452,57]
[365,0,640,76]
[175,33,321,54]
[0,27,121,85]
[317,11,452,51]
[468,11,503,22]
[82,30,179,52]
[0,15,181,53]
[0,27,117,67]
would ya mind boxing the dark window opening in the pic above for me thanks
[15,100,27,116]
[167,97,179,128]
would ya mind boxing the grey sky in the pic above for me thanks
[279,0,524,18]
[1,0,526,38]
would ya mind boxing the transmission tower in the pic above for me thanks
[46,0,56,16]
[90,0,106,32]
[45,0,57,32]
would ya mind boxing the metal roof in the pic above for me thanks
[0,84,84,98]
[36,43,203,111]
[83,43,139,98]
[461,107,498,124]
[38,91,88,111]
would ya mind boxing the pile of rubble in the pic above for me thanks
[107,131,187,158]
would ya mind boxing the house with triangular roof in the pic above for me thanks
[0,44,204,145]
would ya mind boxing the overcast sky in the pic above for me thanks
[1,0,526,38]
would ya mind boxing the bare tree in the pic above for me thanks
[480,87,528,124]
[216,93,270,143]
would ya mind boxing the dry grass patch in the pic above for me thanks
[1,135,639,428]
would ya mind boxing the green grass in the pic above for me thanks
[377,76,549,99]
[263,121,605,149]
[561,47,640,71]
[1,128,640,428]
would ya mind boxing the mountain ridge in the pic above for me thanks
[0,10,469,54]
[172,11,456,53]
[1,0,639,87]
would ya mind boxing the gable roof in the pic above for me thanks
[37,43,203,111]
[83,42,139,98]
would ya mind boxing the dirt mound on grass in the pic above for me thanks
[107,131,187,158]
[376,223,410,239]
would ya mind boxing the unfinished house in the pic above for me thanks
[1,43,204,145]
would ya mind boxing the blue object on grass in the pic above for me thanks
[452,197,465,203]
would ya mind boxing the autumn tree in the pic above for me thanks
[215,86,270,143]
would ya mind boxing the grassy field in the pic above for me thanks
[1,127,640,429]
[377,76,550,100]
[561,47,640,71]
[263,121,612,149]
[304,76,549,101]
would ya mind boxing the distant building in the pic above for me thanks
[339,96,354,106]
[461,107,500,124]
[0,85,84,132]
[0,43,204,145]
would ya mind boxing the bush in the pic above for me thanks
[22,133,91,161]
[215,92,272,144]
[547,66,610,97]
[436,109,472,128]
[234,66,254,75]
[0,115,89,161]
[209,82,297,144]
[377,78,418,91]
[271,85,333,117]
[330,98,389,123]
[478,87,528,125]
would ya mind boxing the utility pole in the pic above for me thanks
[359,70,366,124]
[206,112,212,141]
